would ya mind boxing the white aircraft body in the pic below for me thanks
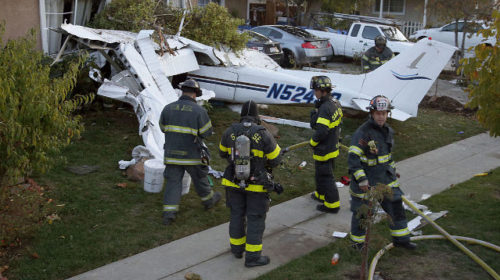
[187,38,457,121]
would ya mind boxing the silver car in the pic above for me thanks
[251,25,333,68]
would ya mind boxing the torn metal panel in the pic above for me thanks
[136,33,176,99]
[159,48,199,77]
[260,115,310,129]
[61,23,137,44]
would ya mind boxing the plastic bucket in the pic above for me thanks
[144,159,165,193]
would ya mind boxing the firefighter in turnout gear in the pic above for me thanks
[348,95,417,250]
[309,76,342,214]
[219,101,282,267]
[159,79,221,226]
[361,36,394,72]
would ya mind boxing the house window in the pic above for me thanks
[198,0,223,7]
[373,0,405,14]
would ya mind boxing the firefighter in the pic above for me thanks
[309,76,342,213]
[219,101,282,267]
[348,95,417,250]
[159,79,221,226]
[361,36,394,72]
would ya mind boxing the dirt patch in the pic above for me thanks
[420,95,476,116]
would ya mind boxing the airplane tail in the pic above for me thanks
[358,39,457,117]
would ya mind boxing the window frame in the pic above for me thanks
[372,0,406,16]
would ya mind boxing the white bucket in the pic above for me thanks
[144,159,165,193]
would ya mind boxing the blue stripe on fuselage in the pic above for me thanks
[191,77,268,92]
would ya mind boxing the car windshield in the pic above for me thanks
[381,26,408,42]
[247,31,272,43]
[274,25,318,39]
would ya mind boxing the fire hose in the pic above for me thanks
[367,196,500,280]
[282,141,349,153]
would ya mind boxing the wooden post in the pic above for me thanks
[266,0,276,25]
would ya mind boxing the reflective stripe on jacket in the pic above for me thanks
[361,46,394,72]
[310,96,342,162]
[159,95,213,165]
[348,118,401,199]
[219,117,282,192]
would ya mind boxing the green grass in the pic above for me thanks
[258,167,500,280]
[6,105,485,280]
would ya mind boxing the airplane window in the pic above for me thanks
[361,26,381,40]
[351,24,361,37]
[194,52,218,66]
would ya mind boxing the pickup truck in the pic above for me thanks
[306,22,413,58]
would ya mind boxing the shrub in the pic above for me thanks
[90,1,249,51]
[88,0,156,32]
[0,24,92,185]
[459,10,500,137]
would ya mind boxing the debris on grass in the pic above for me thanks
[46,214,61,224]
[332,231,348,238]
[115,183,128,189]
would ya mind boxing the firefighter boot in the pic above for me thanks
[245,256,270,267]
[162,212,176,226]
[310,192,323,203]
[316,204,340,213]
[204,191,222,210]
[393,241,417,250]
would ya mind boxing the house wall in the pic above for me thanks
[359,0,447,27]
[0,0,42,50]
[226,0,247,19]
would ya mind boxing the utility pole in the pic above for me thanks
[379,0,384,18]
[423,0,428,27]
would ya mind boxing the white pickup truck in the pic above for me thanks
[306,22,413,58]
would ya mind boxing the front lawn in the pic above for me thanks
[5,105,486,280]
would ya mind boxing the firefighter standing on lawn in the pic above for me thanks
[219,101,282,267]
[309,76,342,214]
[361,36,394,72]
[159,79,221,226]
[348,95,417,250]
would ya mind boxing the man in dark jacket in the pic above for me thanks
[159,79,221,226]
[219,101,282,267]
[348,95,416,250]
[361,36,394,72]
[309,76,342,213]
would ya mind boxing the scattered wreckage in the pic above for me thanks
[55,24,457,178]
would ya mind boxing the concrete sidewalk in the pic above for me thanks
[69,133,500,280]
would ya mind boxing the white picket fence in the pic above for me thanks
[401,21,423,38]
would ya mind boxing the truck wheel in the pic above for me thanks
[282,50,297,68]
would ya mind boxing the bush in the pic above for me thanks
[90,1,249,51]
[0,25,92,185]
[88,0,156,32]
[164,3,249,51]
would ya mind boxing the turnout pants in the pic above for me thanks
[313,159,340,209]
[226,187,270,260]
[162,164,215,217]
[349,195,410,244]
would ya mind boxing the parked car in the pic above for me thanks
[251,25,333,68]
[306,22,413,58]
[244,30,284,64]
[409,21,496,51]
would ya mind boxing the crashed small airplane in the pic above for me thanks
[57,23,456,161]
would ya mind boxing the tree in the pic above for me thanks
[459,10,500,137]
[0,25,92,185]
